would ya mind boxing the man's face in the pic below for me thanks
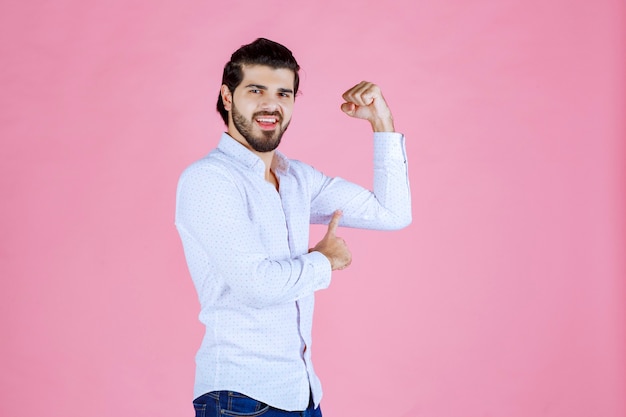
[222,65,295,153]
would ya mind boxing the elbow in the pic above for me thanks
[389,212,412,230]
[399,213,413,229]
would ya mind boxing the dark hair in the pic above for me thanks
[217,38,300,125]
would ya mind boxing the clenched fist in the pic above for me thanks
[341,81,395,132]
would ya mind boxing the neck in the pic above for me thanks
[257,151,278,190]
[226,129,277,188]
[257,151,275,180]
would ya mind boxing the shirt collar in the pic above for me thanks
[217,132,290,177]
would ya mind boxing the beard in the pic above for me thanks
[231,100,290,153]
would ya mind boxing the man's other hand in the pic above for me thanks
[310,210,352,271]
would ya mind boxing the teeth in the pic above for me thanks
[257,118,277,123]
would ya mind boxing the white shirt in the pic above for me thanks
[175,132,411,411]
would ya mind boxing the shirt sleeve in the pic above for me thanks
[175,162,332,309]
[309,132,412,230]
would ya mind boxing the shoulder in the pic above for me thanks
[178,151,235,187]
[176,154,245,209]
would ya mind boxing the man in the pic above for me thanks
[175,38,411,417]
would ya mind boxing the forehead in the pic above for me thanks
[239,64,295,89]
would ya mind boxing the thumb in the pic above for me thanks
[341,102,356,117]
[326,210,342,236]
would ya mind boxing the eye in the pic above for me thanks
[279,92,292,98]
[249,89,262,94]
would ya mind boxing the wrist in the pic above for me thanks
[371,116,395,132]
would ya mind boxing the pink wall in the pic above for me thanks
[1,1,624,416]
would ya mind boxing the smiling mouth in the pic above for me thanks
[255,115,281,130]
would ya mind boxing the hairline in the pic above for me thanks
[230,64,297,93]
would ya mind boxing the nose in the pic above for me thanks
[259,95,279,112]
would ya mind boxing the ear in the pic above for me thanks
[221,85,233,111]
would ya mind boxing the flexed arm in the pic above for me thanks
[309,81,411,231]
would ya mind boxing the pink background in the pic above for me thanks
[1,1,624,416]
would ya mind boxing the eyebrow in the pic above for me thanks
[245,84,294,94]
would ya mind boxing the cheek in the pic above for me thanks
[282,103,294,118]
[237,98,260,113]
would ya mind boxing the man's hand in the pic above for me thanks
[310,210,352,271]
[341,81,395,132]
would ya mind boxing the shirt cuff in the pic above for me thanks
[306,251,332,291]
[373,132,407,163]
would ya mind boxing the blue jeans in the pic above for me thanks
[193,391,322,417]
